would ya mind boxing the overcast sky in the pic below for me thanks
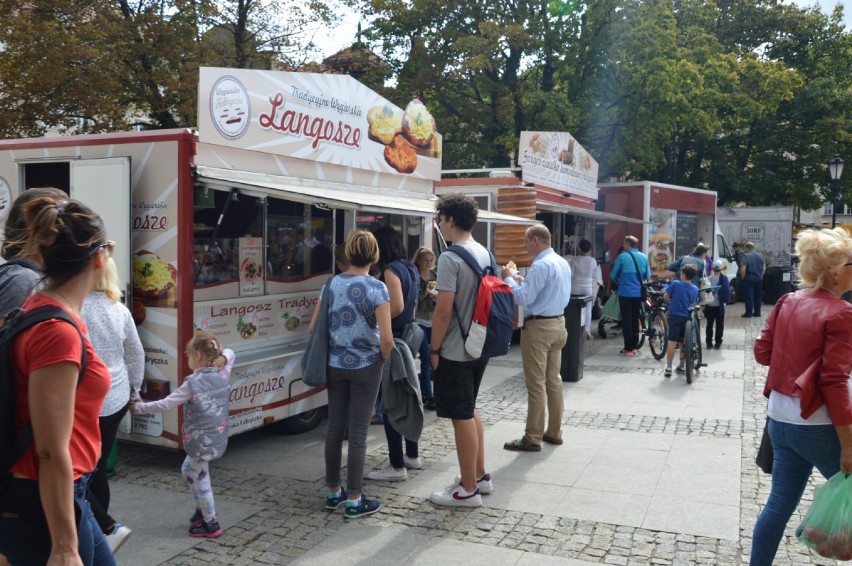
[317,1,849,60]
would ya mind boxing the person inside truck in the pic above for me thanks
[666,243,708,286]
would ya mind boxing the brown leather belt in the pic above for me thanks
[524,315,564,323]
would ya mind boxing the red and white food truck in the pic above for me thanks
[0,67,528,449]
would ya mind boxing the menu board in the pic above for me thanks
[675,212,698,257]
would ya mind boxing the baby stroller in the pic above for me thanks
[597,292,623,339]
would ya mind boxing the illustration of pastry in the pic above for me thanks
[237,316,257,339]
[366,105,403,145]
[650,231,674,270]
[384,134,418,174]
[282,311,302,331]
[528,133,548,156]
[133,251,176,299]
[401,98,436,147]
[241,258,261,283]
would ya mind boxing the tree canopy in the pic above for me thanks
[0,0,848,208]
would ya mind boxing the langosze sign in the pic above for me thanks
[198,67,442,181]
[518,131,599,199]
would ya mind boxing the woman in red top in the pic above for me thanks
[0,197,115,566]
[750,228,852,565]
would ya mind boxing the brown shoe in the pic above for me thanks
[542,434,563,445]
[503,438,541,452]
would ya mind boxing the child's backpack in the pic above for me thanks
[0,306,87,492]
[446,245,515,359]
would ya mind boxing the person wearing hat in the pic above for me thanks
[739,241,766,318]
[704,260,731,349]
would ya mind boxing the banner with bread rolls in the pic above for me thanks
[198,67,442,180]
[519,131,599,199]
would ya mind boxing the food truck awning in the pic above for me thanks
[196,166,535,225]
[536,200,652,224]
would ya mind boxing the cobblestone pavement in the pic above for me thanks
[112,306,840,565]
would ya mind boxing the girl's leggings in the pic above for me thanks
[182,456,216,523]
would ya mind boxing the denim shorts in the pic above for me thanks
[433,357,488,420]
[667,315,688,342]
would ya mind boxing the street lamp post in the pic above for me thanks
[828,154,846,229]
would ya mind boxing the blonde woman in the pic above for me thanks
[81,257,144,553]
[412,247,437,409]
[751,228,852,565]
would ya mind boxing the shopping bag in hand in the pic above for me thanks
[796,472,852,560]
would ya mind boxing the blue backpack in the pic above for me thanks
[447,245,515,359]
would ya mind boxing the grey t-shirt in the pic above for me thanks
[0,261,43,318]
[435,240,492,362]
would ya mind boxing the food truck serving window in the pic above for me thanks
[193,188,334,301]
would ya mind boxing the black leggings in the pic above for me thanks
[88,404,128,534]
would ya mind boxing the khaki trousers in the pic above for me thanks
[521,318,568,445]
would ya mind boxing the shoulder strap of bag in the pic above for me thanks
[3,306,87,475]
[627,250,646,289]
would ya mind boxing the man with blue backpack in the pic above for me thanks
[501,225,572,452]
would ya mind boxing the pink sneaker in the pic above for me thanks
[620,349,639,357]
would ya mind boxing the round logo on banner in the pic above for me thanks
[209,76,251,140]
[0,177,12,223]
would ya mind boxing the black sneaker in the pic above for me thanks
[344,497,381,519]
[188,520,222,538]
[326,489,348,510]
[424,397,436,411]
[675,365,686,374]
[189,509,203,526]
[714,343,722,350]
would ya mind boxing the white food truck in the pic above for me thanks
[0,68,527,449]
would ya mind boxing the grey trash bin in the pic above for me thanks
[562,294,593,382]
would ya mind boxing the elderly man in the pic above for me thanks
[739,241,766,318]
[501,225,572,452]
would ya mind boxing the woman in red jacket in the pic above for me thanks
[750,228,852,565]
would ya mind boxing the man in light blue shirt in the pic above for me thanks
[500,225,571,451]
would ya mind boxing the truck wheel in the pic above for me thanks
[275,407,328,435]
[728,283,738,305]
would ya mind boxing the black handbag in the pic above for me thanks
[756,417,773,474]
[301,277,332,387]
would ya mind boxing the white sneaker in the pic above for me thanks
[105,523,132,553]
[430,482,482,507]
[365,461,408,481]
[403,455,423,470]
[454,473,493,494]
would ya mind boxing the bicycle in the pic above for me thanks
[682,284,720,383]
[598,281,669,360]
[682,305,704,384]
[643,287,669,360]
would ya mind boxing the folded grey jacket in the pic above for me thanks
[380,339,424,442]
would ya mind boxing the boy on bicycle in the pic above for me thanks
[663,264,699,377]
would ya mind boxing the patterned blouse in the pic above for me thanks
[81,292,145,417]
[325,274,390,370]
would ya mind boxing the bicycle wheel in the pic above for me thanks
[636,317,646,350]
[693,315,703,370]
[684,319,695,384]
[648,311,668,360]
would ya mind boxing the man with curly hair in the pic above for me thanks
[429,193,493,508]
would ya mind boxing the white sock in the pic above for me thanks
[346,496,362,507]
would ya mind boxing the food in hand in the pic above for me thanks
[506,260,517,270]
[401,98,436,147]
[384,134,418,173]
[367,105,403,145]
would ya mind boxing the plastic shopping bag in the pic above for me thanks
[796,472,852,560]
[602,293,622,321]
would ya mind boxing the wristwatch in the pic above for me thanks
[430,347,441,355]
